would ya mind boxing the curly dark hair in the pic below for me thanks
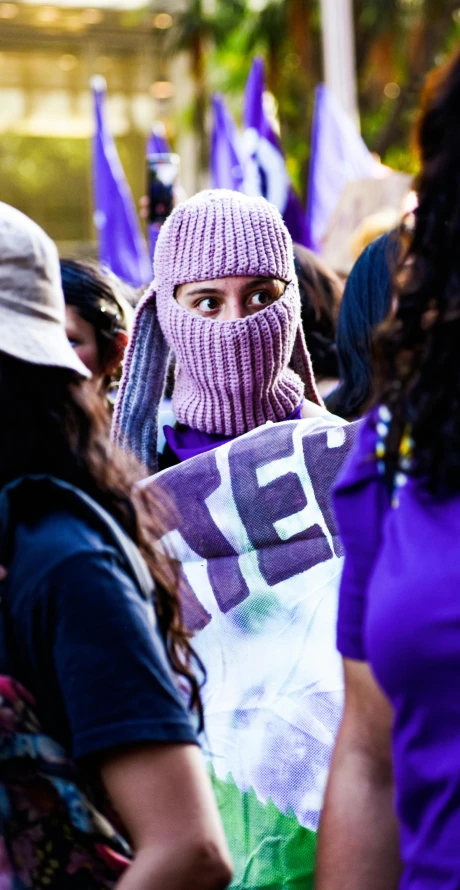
[0,353,204,729]
[373,48,460,497]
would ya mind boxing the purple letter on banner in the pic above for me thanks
[229,425,332,587]
[302,426,357,558]
[156,450,250,621]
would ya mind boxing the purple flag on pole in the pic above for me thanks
[91,76,150,288]
[210,94,244,191]
[146,121,170,156]
[305,84,377,254]
[242,57,307,245]
[146,122,171,260]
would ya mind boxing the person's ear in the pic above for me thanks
[104,331,129,377]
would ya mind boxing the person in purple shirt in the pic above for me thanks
[112,190,335,472]
[316,48,460,890]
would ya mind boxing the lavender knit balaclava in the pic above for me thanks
[113,189,322,471]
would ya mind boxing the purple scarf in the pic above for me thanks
[164,402,304,463]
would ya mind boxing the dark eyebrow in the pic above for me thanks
[241,277,281,290]
[182,286,225,297]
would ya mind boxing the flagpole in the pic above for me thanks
[319,0,359,127]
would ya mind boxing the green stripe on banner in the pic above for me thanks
[209,768,316,890]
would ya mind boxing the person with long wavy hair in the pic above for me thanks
[0,202,232,890]
[316,48,460,890]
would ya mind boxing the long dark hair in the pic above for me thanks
[374,48,460,497]
[0,353,204,728]
[327,232,397,421]
[293,243,342,382]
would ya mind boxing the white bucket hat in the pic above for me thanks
[0,202,90,378]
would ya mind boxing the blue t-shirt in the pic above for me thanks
[3,506,197,760]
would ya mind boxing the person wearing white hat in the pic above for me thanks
[0,203,91,377]
[0,203,232,890]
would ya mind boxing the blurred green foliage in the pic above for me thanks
[0,130,147,246]
[175,0,460,198]
[0,135,91,241]
[2,0,459,243]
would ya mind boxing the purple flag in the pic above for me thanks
[91,76,150,288]
[146,122,171,260]
[242,57,307,245]
[305,84,377,254]
[210,94,244,191]
[146,121,170,156]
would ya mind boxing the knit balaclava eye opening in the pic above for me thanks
[113,189,322,471]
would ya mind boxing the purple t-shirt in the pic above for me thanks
[334,407,460,890]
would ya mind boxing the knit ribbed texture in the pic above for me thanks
[163,288,305,435]
[112,283,170,469]
[113,190,321,469]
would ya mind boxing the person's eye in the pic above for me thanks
[67,338,80,348]
[197,297,220,314]
[248,290,274,309]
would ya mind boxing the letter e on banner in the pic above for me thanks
[229,425,333,587]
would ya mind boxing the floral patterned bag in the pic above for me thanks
[0,475,156,889]
[0,674,133,888]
